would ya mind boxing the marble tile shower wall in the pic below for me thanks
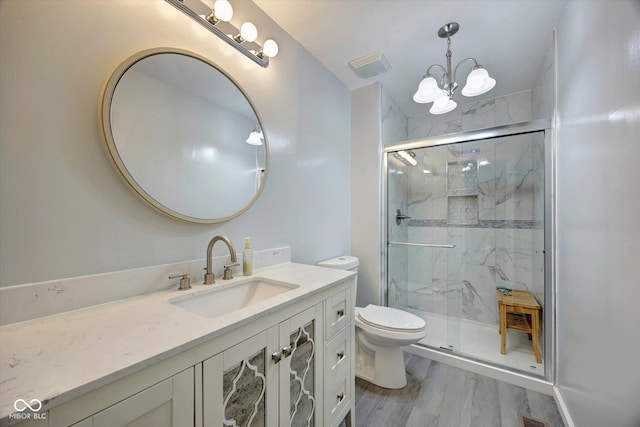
[407,90,533,140]
[531,31,555,296]
[393,133,545,326]
[532,31,556,120]
[382,86,409,146]
[381,85,549,327]
[384,61,552,325]
[382,87,410,308]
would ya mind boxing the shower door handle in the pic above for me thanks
[395,209,412,225]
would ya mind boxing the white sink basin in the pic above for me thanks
[169,278,299,318]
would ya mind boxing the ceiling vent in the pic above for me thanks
[349,51,391,79]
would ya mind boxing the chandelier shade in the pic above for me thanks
[461,68,496,97]
[429,94,457,115]
[246,128,264,145]
[413,76,443,103]
[414,22,496,114]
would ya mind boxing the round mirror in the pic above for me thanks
[99,48,268,223]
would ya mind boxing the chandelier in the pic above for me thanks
[413,22,496,114]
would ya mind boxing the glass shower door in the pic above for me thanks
[386,145,462,352]
[385,129,546,376]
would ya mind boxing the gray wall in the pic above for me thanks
[351,83,409,307]
[555,1,640,426]
[351,83,382,307]
[0,0,351,286]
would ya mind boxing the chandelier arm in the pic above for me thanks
[453,58,480,84]
[425,63,447,79]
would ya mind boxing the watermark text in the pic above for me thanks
[9,398,47,420]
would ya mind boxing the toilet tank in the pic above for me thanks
[318,256,359,307]
[318,256,359,273]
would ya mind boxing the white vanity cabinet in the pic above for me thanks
[69,368,194,427]
[19,275,355,427]
[202,304,324,426]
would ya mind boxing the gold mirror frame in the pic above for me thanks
[98,48,268,223]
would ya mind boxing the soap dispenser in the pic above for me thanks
[243,237,253,276]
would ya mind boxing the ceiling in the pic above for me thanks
[253,0,566,118]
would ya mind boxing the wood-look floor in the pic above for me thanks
[351,353,565,427]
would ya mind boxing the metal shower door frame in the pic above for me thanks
[381,118,555,383]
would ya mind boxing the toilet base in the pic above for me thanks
[355,333,408,389]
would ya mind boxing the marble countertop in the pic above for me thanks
[0,262,354,423]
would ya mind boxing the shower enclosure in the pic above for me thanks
[384,120,553,380]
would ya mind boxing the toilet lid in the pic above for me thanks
[358,305,425,332]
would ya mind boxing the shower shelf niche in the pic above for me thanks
[446,160,479,225]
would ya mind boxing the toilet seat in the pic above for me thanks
[357,305,425,332]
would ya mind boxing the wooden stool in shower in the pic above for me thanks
[497,289,542,363]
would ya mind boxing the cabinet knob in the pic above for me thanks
[271,351,282,363]
[336,308,345,317]
[337,351,345,360]
[282,346,293,358]
[337,392,345,402]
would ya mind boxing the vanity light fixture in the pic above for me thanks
[165,0,279,67]
[413,22,496,115]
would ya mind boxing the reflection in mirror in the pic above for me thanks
[100,48,268,223]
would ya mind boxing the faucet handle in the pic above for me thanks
[168,273,192,290]
[203,267,215,285]
[223,262,239,280]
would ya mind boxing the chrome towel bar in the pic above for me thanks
[388,241,456,249]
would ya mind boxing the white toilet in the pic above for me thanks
[318,256,426,389]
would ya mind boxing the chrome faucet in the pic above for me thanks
[204,235,238,284]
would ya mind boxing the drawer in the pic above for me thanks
[325,289,350,340]
[325,327,350,379]
[324,372,350,426]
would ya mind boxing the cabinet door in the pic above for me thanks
[203,327,279,427]
[279,304,323,427]
[87,367,194,427]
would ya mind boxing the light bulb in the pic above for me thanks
[213,0,233,22]
[240,22,258,42]
[262,39,279,58]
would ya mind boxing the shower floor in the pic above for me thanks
[407,309,544,376]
